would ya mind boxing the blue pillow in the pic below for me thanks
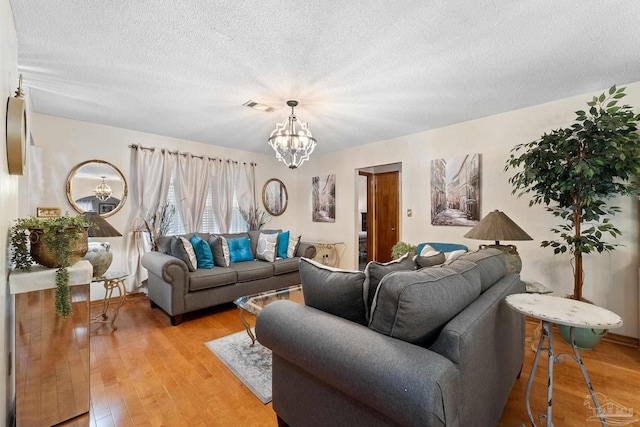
[190,234,214,269]
[277,231,290,259]
[227,237,253,263]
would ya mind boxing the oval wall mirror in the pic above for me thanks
[66,160,128,218]
[263,178,288,216]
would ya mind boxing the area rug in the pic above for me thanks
[205,329,272,404]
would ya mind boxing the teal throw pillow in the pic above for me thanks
[277,231,290,258]
[190,234,214,269]
[227,236,253,263]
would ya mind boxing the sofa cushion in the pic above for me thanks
[190,234,214,269]
[233,260,274,282]
[277,231,290,258]
[456,249,506,292]
[209,236,230,267]
[227,236,254,263]
[189,267,237,291]
[368,268,480,347]
[287,233,301,258]
[363,253,415,321]
[299,258,367,326]
[256,232,278,262]
[440,259,481,290]
[272,257,300,275]
[248,229,281,258]
[171,236,197,272]
[414,251,446,269]
[420,244,467,262]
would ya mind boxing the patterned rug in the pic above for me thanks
[205,329,272,404]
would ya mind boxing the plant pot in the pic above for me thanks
[29,227,88,268]
[557,324,605,350]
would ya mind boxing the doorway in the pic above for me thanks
[356,163,401,269]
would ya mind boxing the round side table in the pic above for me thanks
[505,293,622,427]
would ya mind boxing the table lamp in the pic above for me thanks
[82,212,122,278]
[463,210,532,273]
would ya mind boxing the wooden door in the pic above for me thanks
[374,171,399,262]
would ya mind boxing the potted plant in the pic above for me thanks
[505,85,640,348]
[391,241,417,260]
[11,213,92,317]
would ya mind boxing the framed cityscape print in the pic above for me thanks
[312,174,336,223]
[431,154,481,226]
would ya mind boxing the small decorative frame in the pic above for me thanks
[36,207,61,218]
[99,203,116,214]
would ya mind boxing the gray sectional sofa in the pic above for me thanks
[141,230,316,325]
[256,249,525,427]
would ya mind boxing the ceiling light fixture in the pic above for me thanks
[268,100,317,169]
[94,176,113,201]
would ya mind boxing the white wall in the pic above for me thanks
[294,82,640,339]
[28,113,298,297]
[1,0,20,421]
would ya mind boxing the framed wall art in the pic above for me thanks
[312,174,336,223]
[431,154,481,226]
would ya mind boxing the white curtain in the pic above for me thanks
[124,148,174,290]
[212,160,234,233]
[174,153,211,233]
[125,146,256,288]
[235,162,256,220]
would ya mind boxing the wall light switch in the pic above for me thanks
[407,209,412,217]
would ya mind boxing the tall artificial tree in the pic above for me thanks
[506,86,640,301]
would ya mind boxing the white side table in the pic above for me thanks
[505,293,623,427]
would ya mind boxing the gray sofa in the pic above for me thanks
[141,230,316,325]
[256,249,525,426]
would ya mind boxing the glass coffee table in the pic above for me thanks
[234,285,304,346]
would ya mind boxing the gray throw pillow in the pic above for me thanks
[363,253,415,321]
[299,257,367,326]
[208,235,230,267]
[414,251,446,269]
[256,232,278,262]
[368,267,480,346]
[171,236,197,272]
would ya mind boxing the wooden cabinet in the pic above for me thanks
[10,261,92,426]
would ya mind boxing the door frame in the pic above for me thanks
[355,163,402,267]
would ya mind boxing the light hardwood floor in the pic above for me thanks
[88,295,640,427]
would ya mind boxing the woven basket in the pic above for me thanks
[29,227,88,268]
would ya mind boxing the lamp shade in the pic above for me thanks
[463,210,532,243]
[82,212,122,237]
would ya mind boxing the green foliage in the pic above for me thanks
[391,241,416,260]
[10,213,91,318]
[505,85,640,299]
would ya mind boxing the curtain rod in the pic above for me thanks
[128,144,257,166]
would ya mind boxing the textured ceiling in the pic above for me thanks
[10,1,640,156]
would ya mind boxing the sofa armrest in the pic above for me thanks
[296,241,316,258]
[141,251,188,285]
[256,301,460,426]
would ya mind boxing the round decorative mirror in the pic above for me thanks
[66,160,128,218]
[263,178,288,216]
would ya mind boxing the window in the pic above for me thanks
[164,178,248,235]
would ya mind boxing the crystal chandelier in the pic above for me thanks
[94,176,113,201]
[268,100,317,169]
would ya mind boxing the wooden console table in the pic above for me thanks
[10,260,92,427]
